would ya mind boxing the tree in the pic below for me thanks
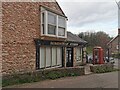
[78,31,111,55]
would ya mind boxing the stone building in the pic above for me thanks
[2,1,87,75]
[107,35,119,56]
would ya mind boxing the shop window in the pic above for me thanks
[76,48,82,61]
[46,47,51,67]
[39,47,62,69]
[52,47,57,66]
[40,47,45,68]
[57,47,62,65]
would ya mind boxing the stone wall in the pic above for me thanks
[2,2,65,75]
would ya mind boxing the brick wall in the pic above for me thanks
[109,36,118,56]
[2,2,65,75]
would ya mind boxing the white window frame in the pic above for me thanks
[47,12,57,36]
[41,7,67,38]
[39,46,62,69]
[116,45,119,50]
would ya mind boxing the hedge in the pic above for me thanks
[90,63,114,73]
[2,66,84,87]
[112,53,120,59]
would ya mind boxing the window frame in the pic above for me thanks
[76,47,82,62]
[41,7,67,38]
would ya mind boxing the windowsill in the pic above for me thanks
[41,34,56,37]
[41,34,66,38]
[57,35,66,38]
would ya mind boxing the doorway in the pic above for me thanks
[66,47,73,67]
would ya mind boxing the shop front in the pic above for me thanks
[34,32,87,70]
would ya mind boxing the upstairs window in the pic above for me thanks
[58,16,66,36]
[48,12,56,35]
[41,7,67,38]
[41,13,45,34]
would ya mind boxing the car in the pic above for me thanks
[88,55,93,63]
[104,57,114,63]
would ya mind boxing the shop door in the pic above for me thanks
[66,47,73,67]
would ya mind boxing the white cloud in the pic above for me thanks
[57,0,118,37]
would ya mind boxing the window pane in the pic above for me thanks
[52,47,57,66]
[76,48,81,61]
[58,16,65,27]
[40,47,45,68]
[42,24,45,34]
[48,24,56,35]
[46,47,51,67]
[58,27,65,36]
[57,47,62,65]
[42,13,44,24]
[42,13,45,34]
[48,13,56,25]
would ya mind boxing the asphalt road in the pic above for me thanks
[5,71,118,88]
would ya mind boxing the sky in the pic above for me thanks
[57,0,119,37]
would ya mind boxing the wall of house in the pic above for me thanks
[109,37,118,56]
[2,2,65,75]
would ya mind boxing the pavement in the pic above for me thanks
[5,68,118,88]
[113,58,119,69]
[3,59,119,88]
[84,64,93,75]
[4,71,118,88]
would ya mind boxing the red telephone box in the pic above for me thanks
[93,46,104,64]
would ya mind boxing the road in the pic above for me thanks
[5,71,118,88]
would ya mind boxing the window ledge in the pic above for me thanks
[41,34,66,38]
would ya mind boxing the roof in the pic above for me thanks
[107,35,118,45]
[56,1,67,18]
[40,4,67,18]
[66,31,87,44]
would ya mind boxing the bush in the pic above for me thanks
[2,67,84,87]
[90,63,114,73]
[112,53,120,59]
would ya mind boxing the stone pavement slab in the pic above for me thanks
[4,71,118,88]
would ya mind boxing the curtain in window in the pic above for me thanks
[52,47,57,66]
[40,47,45,68]
[57,47,62,65]
[46,47,51,67]
[39,47,62,68]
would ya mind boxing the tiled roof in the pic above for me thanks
[107,35,118,45]
[66,31,87,44]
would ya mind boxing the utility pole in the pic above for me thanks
[115,0,120,56]
[115,0,120,10]
[117,1,120,57]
